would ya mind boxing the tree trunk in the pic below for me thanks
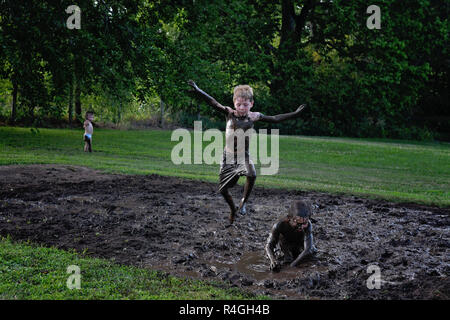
[160,99,165,128]
[271,0,316,96]
[74,76,81,124]
[10,78,17,123]
[280,0,297,50]
[68,76,73,125]
[117,102,122,124]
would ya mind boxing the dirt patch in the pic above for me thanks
[0,164,449,299]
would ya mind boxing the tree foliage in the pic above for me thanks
[0,0,448,140]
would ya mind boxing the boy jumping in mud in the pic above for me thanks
[83,111,94,152]
[265,200,318,271]
[188,80,306,224]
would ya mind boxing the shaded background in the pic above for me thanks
[0,0,448,140]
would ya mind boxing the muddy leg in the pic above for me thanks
[219,170,239,224]
[220,188,238,224]
[84,136,92,152]
[238,175,255,215]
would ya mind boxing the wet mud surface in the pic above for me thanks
[0,165,449,299]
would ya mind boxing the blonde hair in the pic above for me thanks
[233,85,254,103]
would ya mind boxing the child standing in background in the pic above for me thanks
[83,111,94,152]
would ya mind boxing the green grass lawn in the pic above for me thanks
[0,126,449,299]
[0,237,260,300]
[1,126,449,206]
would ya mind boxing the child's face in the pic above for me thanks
[289,216,309,231]
[87,113,94,121]
[233,97,253,116]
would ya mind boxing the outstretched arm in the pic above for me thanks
[265,221,282,271]
[259,104,306,123]
[188,80,230,115]
[290,221,317,267]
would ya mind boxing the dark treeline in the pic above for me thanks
[0,0,448,140]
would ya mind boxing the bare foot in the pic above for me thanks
[238,201,247,215]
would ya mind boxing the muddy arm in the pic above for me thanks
[290,221,317,267]
[259,104,306,123]
[188,80,230,115]
[265,222,282,271]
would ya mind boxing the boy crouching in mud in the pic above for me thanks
[265,200,318,271]
[83,111,94,152]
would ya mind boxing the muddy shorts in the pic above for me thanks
[219,151,256,192]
